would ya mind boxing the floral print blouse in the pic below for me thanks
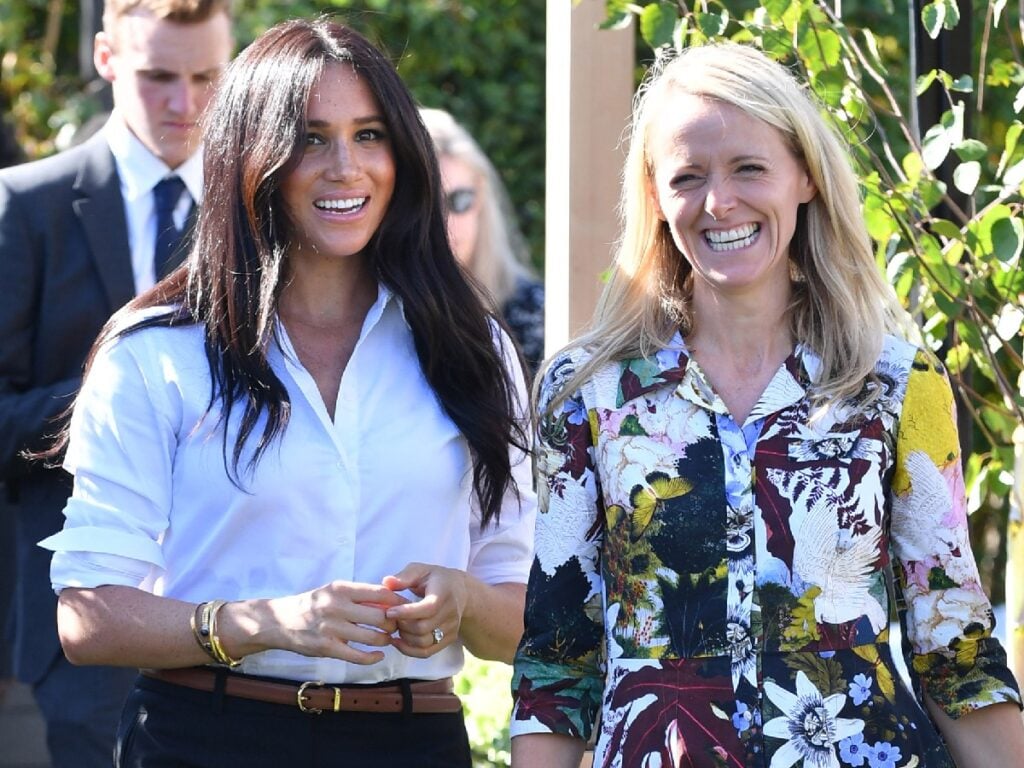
[511,333,1021,768]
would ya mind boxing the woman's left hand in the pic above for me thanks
[380,562,467,657]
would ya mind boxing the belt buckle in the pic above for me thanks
[296,680,342,714]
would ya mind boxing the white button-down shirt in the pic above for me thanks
[41,286,536,684]
[104,113,203,294]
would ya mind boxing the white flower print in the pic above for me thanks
[533,477,598,577]
[597,435,681,506]
[727,614,756,688]
[763,671,864,768]
[727,504,754,552]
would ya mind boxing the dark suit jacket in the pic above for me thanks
[0,132,185,684]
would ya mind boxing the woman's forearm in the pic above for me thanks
[459,579,526,662]
[58,585,210,668]
[925,696,1024,768]
[58,579,407,669]
[511,733,586,768]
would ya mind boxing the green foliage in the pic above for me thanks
[602,0,1024,602]
[455,653,513,767]
[0,0,546,266]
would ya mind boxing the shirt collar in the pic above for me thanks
[615,331,819,417]
[103,112,204,204]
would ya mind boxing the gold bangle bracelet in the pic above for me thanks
[189,601,218,663]
[207,600,243,668]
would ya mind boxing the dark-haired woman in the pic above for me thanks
[39,17,535,767]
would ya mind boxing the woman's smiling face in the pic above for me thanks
[280,62,396,269]
[647,90,816,300]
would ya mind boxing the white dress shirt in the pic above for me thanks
[104,113,203,294]
[40,286,536,684]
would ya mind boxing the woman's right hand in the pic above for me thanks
[221,581,410,665]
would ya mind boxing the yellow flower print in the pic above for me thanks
[629,471,693,541]
[892,354,959,496]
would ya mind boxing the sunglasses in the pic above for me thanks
[445,187,477,215]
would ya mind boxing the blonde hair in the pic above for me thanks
[552,42,905,408]
[420,107,534,306]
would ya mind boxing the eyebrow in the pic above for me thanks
[671,152,769,166]
[307,115,386,128]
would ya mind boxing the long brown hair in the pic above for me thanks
[54,18,525,524]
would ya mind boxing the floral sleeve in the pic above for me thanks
[510,351,606,742]
[889,351,1022,718]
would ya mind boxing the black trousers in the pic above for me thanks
[115,672,473,768]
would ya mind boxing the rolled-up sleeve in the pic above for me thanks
[511,351,605,742]
[889,351,1022,717]
[39,332,177,591]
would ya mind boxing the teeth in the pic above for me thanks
[705,223,759,251]
[315,197,366,212]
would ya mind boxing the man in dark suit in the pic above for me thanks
[0,2,232,765]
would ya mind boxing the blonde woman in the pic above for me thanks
[421,107,544,372]
[510,42,1024,768]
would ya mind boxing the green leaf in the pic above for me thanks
[863,192,898,241]
[916,69,939,96]
[599,10,634,30]
[894,267,918,302]
[931,290,961,321]
[1014,86,1024,115]
[919,178,947,209]
[955,320,985,354]
[762,0,791,24]
[967,204,1011,257]
[696,9,729,38]
[953,161,980,194]
[639,3,677,49]
[953,139,987,162]
[840,82,869,124]
[941,0,961,29]
[944,342,971,375]
[941,103,965,144]
[928,566,958,590]
[996,122,1022,177]
[951,75,973,93]
[922,123,952,169]
[987,58,1024,88]
[797,24,841,69]
[991,216,1024,263]
[929,219,964,243]
[619,414,648,436]
[1002,158,1024,193]
[902,150,925,183]
[861,29,886,72]
[993,266,1024,297]
[921,2,943,39]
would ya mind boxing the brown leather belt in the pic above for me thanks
[142,667,462,715]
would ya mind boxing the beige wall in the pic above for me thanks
[544,0,634,356]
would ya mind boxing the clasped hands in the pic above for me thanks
[279,562,468,665]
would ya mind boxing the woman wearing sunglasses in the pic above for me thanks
[421,108,545,374]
